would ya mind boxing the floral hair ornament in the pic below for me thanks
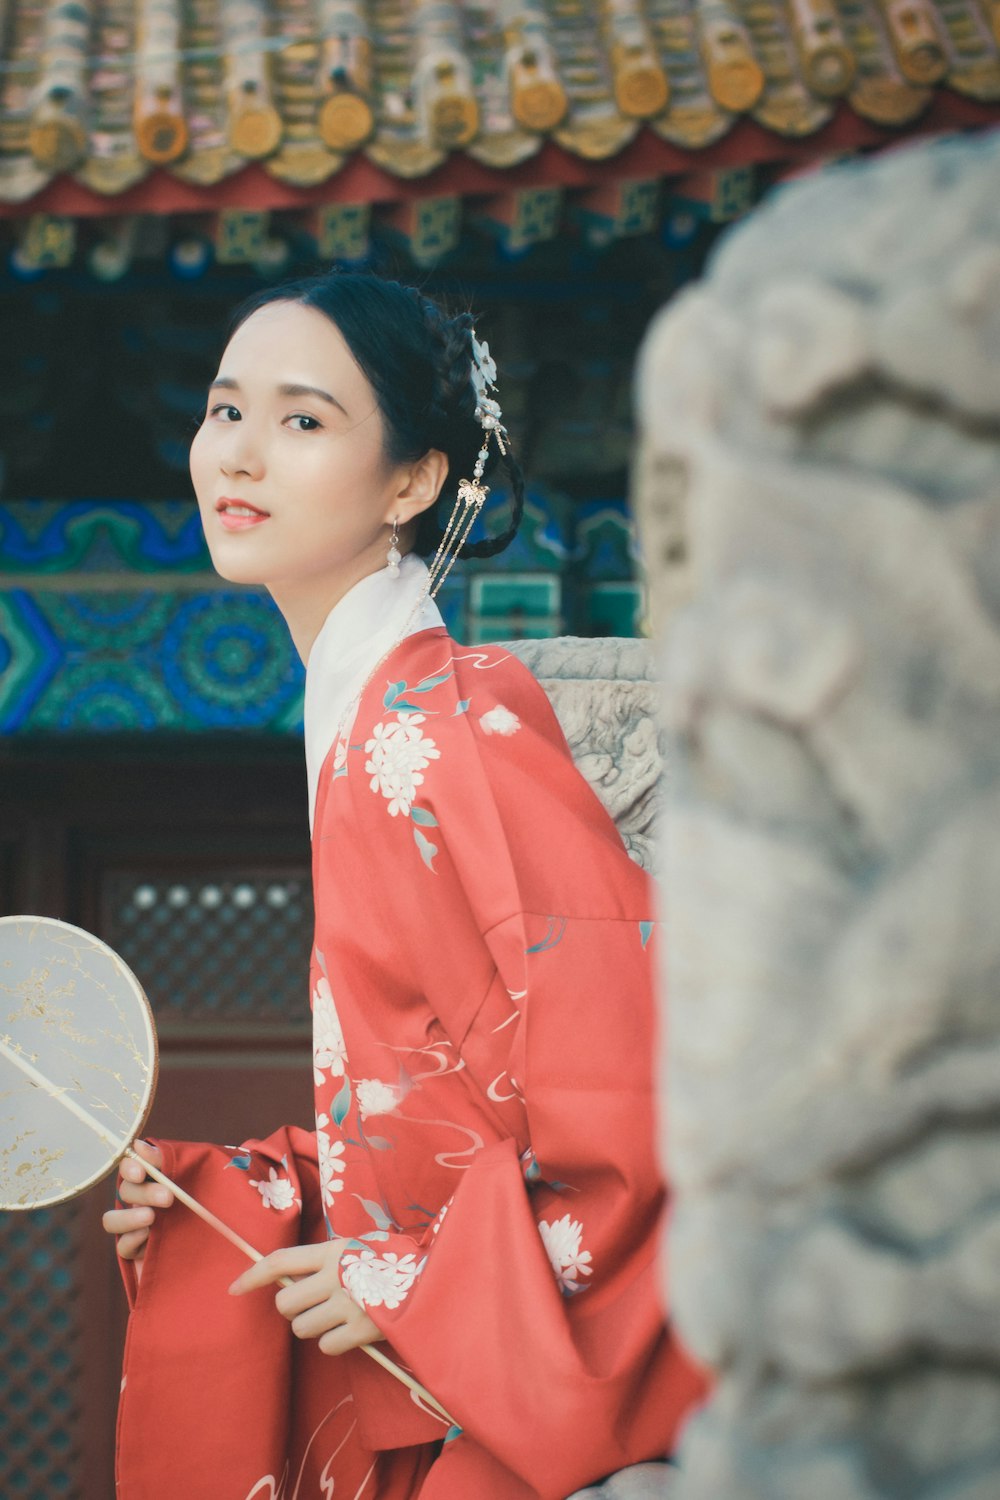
[427,332,509,598]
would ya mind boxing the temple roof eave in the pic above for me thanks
[0,0,996,213]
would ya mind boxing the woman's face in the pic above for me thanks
[190,300,432,597]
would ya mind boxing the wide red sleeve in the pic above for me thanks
[334,648,708,1498]
[114,1129,439,1499]
[115,1128,328,1497]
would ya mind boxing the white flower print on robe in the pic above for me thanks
[355,1078,400,1120]
[249,1167,298,1211]
[340,1248,424,1310]
[538,1213,593,1296]
[315,1113,346,1208]
[479,704,520,736]
[365,713,440,818]
[313,976,348,1087]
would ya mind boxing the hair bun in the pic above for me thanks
[420,304,477,439]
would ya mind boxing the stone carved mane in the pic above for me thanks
[508,636,660,874]
[635,131,1000,1498]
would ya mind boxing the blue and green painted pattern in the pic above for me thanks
[0,501,302,732]
[0,587,304,733]
[0,500,208,575]
[0,497,639,734]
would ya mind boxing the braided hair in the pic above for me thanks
[226,272,525,561]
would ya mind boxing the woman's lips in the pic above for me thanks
[216,499,270,532]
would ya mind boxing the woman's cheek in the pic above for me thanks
[189,427,212,501]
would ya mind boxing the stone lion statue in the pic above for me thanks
[634,128,1000,1500]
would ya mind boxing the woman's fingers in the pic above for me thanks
[117,1176,172,1208]
[121,1144,171,1204]
[317,1325,357,1356]
[130,1140,164,1169]
[278,1284,382,1349]
[103,1206,154,1236]
[102,1140,171,1260]
[274,1274,332,1320]
[102,1206,152,1260]
[289,1300,349,1340]
[120,1144,162,1182]
[318,1318,381,1356]
[113,1227,150,1261]
[229,1242,337,1295]
[228,1240,385,1353]
[118,1146,173,1206]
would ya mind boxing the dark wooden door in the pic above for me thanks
[0,740,315,1500]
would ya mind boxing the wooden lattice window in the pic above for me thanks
[0,837,17,915]
[0,1204,85,1499]
[101,868,314,1037]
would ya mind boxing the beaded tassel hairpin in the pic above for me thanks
[427,333,508,599]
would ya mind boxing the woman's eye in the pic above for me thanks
[287,414,321,432]
[208,404,241,422]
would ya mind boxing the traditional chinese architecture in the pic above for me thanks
[0,8,997,1498]
[1,0,998,208]
[0,0,997,252]
[0,0,996,666]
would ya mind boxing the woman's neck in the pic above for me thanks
[269,550,389,665]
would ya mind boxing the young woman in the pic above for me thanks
[104,273,705,1500]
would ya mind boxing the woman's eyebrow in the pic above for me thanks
[278,382,348,414]
[208,376,348,415]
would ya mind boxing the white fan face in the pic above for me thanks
[0,916,157,1209]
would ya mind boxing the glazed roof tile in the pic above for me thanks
[0,0,997,203]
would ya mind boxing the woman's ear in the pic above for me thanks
[386,448,449,527]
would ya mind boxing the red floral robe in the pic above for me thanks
[115,628,706,1500]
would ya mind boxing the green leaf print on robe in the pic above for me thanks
[331,1076,352,1128]
[382,670,453,714]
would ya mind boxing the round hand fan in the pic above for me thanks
[0,914,453,1425]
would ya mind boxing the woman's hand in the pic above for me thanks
[229,1241,384,1356]
[101,1140,174,1281]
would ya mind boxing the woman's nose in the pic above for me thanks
[219,426,264,479]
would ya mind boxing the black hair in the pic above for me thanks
[226,271,524,561]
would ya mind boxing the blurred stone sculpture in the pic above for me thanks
[510,635,660,872]
[634,129,1000,1499]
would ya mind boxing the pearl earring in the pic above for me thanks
[386,518,401,578]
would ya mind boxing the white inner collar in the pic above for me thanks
[303,553,443,831]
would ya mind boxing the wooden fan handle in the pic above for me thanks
[126,1149,457,1428]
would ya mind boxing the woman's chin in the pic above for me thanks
[203,541,271,588]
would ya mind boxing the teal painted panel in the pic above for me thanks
[586,582,645,637]
[0,588,304,733]
[470,574,561,619]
